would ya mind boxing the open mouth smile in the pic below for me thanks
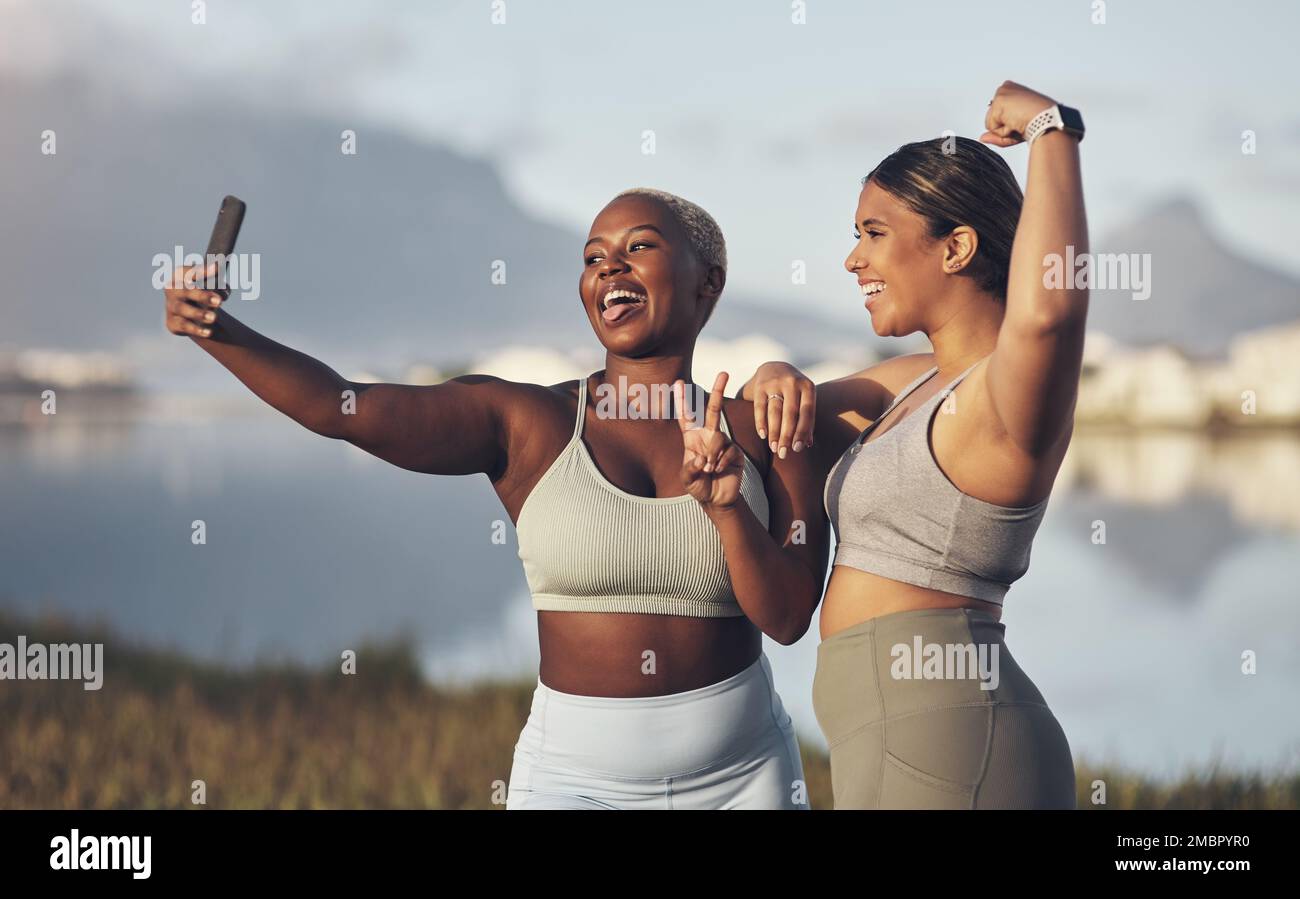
[860,280,886,308]
[599,286,648,324]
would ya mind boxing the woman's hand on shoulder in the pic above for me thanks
[740,353,939,466]
[745,361,815,459]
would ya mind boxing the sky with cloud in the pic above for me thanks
[6,0,1298,316]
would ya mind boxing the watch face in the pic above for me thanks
[1059,105,1085,133]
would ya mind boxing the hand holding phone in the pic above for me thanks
[162,195,246,339]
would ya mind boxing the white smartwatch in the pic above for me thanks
[1023,104,1085,145]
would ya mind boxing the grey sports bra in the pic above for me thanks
[516,375,770,618]
[823,358,1050,605]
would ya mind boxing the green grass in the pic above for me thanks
[2,609,1295,809]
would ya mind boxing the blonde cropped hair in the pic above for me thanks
[614,187,727,273]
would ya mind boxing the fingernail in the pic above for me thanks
[703,462,712,472]
[205,311,216,323]
[793,441,804,452]
[210,296,221,307]
[201,328,211,337]
[758,429,766,439]
[769,441,777,453]
[778,446,787,459]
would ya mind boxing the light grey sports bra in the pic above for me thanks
[516,375,770,618]
[823,358,1050,605]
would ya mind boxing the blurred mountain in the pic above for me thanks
[7,74,1295,374]
[0,73,866,374]
[1088,197,1300,356]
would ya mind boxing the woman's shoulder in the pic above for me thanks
[818,352,937,422]
[469,375,585,440]
[836,352,937,391]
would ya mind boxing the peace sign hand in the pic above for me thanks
[674,373,746,510]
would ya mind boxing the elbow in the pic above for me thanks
[770,621,809,646]
[300,410,347,441]
[768,597,817,645]
[765,567,824,645]
[307,385,361,441]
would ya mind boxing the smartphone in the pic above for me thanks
[203,195,246,297]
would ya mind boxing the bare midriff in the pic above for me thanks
[537,610,761,697]
[819,565,1002,640]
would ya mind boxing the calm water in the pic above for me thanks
[3,411,1298,777]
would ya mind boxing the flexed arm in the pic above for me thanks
[980,81,1089,455]
[675,374,829,645]
[738,82,1089,462]
[163,264,510,476]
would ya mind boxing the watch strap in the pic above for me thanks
[1023,105,1063,144]
[1024,104,1084,144]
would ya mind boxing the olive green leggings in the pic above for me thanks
[812,607,1076,809]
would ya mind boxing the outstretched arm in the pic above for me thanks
[164,264,510,477]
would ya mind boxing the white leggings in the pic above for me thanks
[506,653,808,810]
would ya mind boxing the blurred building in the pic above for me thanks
[1078,321,1300,428]
[0,348,136,424]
